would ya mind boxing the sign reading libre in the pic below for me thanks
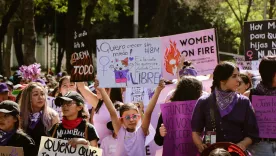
[160,101,198,156]
[38,136,102,156]
[244,20,276,61]
[0,146,24,156]
[71,28,94,82]
[252,95,276,138]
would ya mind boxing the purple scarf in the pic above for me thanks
[0,129,16,146]
[179,67,198,77]
[256,82,276,95]
[214,88,238,117]
[29,111,42,129]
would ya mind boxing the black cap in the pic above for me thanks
[0,100,19,115]
[55,91,85,107]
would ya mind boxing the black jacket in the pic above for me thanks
[6,130,36,156]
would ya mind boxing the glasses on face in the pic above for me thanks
[121,114,140,121]
[61,101,77,107]
[0,114,11,120]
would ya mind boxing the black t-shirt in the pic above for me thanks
[7,130,36,156]
[48,120,99,141]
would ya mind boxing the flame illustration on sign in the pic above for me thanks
[164,40,181,76]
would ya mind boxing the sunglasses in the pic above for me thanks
[61,101,77,107]
[121,114,140,121]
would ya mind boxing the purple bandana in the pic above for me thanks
[256,82,276,96]
[29,111,42,129]
[214,88,238,117]
[0,129,16,146]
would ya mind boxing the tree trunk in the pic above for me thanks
[65,0,82,72]
[13,27,24,67]
[0,0,20,47]
[3,24,13,77]
[148,0,171,37]
[56,46,64,74]
[22,0,36,65]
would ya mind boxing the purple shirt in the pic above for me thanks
[115,126,146,156]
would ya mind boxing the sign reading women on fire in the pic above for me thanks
[70,28,94,82]
[161,28,218,80]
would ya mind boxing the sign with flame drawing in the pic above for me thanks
[70,28,94,82]
[96,38,161,88]
[161,28,218,80]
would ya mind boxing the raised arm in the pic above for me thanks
[76,82,99,108]
[97,83,121,135]
[141,79,165,135]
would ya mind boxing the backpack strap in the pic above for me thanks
[51,123,59,138]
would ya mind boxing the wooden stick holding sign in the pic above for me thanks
[0,146,24,156]
[38,136,102,156]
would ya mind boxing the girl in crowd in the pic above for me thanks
[98,78,165,156]
[191,62,259,153]
[58,76,77,96]
[155,76,203,146]
[0,100,36,156]
[49,91,99,147]
[19,82,59,154]
[77,82,123,144]
[237,73,252,94]
[244,56,276,156]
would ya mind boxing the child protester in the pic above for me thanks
[97,78,165,156]
[0,100,36,156]
[49,91,99,147]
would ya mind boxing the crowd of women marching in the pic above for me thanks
[0,56,275,156]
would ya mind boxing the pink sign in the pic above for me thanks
[252,95,276,138]
[161,29,218,80]
[160,101,198,156]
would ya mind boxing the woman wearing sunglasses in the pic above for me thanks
[49,91,99,147]
[97,78,165,156]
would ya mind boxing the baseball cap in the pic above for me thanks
[0,83,9,93]
[0,100,19,116]
[55,91,85,107]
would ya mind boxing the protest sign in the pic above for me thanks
[252,95,276,138]
[161,28,218,80]
[97,38,161,88]
[71,28,94,82]
[124,87,150,106]
[38,136,102,156]
[0,146,24,156]
[244,20,276,61]
[160,101,198,156]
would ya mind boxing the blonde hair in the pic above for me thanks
[19,82,58,132]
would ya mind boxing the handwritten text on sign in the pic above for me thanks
[161,28,218,80]
[160,101,198,156]
[71,29,94,82]
[0,146,24,156]
[244,20,276,61]
[38,136,102,156]
[97,38,161,88]
[252,95,276,138]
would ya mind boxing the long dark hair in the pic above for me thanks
[211,62,239,92]
[170,76,202,101]
[95,88,123,113]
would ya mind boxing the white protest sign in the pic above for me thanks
[97,38,161,88]
[124,87,150,106]
[38,136,102,156]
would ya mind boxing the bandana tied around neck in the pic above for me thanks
[29,111,42,129]
[214,88,238,117]
[0,129,16,146]
[62,117,83,129]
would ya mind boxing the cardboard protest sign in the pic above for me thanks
[124,87,150,106]
[160,101,198,156]
[38,136,102,156]
[161,28,218,80]
[252,95,276,138]
[244,20,276,61]
[70,29,94,82]
[0,146,24,156]
[97,38,161,88]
